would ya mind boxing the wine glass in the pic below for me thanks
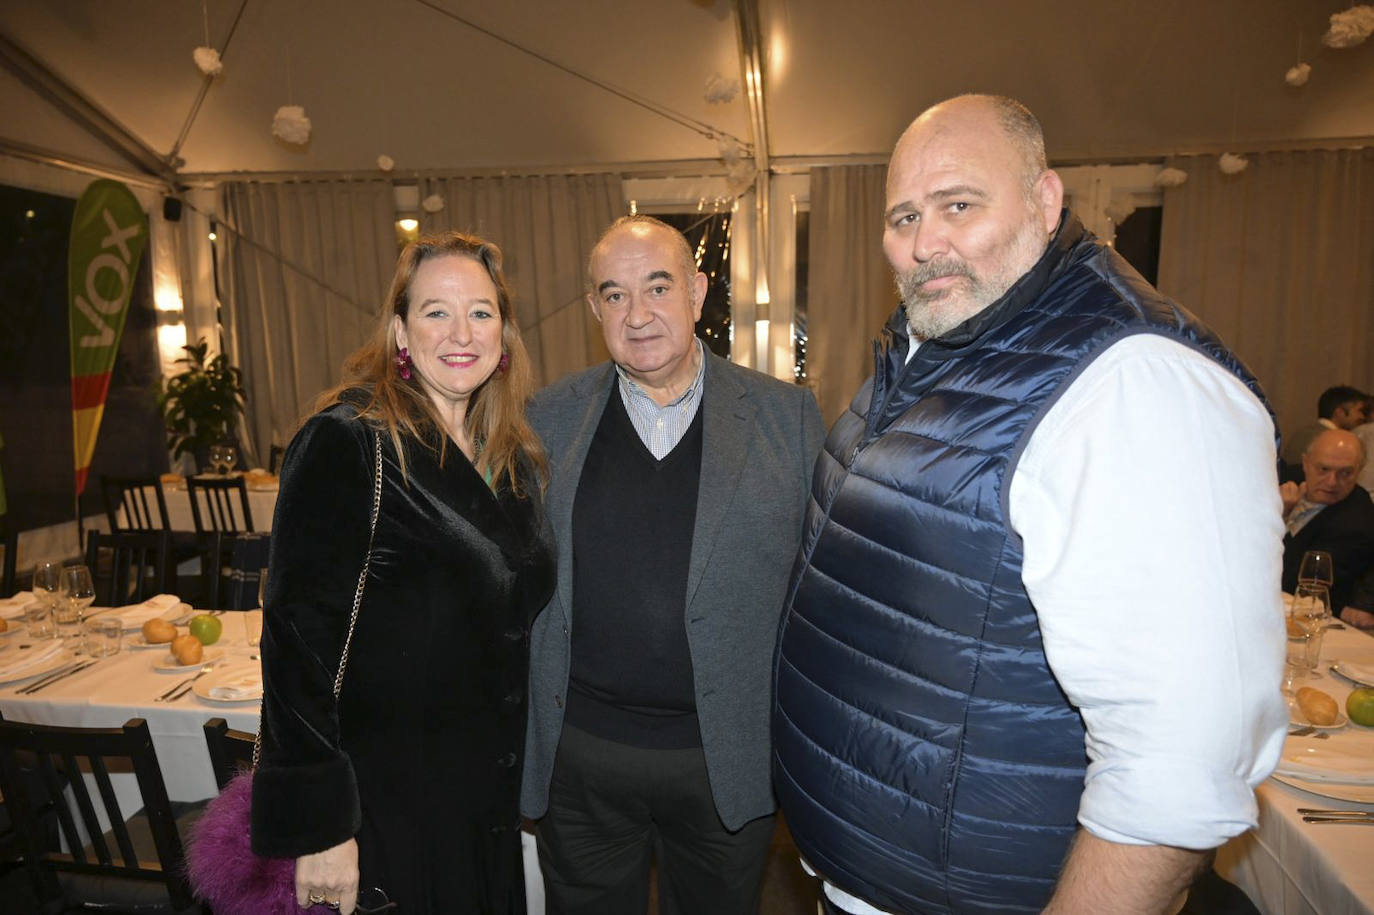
[28,560,63,637]
[56,565,95,642]
[221,443,238,475]
[1298,551,1334,590]
[208,444,227,476]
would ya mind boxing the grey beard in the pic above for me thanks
[896,259,987,341]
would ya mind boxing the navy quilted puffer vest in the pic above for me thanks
[773,215,1267,914]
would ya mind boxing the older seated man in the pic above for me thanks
[1281,428,1374,623]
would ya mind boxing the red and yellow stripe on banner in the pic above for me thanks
[67,179,147,495]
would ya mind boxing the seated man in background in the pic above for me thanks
[1281,385,1369,470]
[1354,395,1374,493]
[1281,428,1374,617]
[1342,565,1374,630]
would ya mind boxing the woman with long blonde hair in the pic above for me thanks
[251,231,555,914]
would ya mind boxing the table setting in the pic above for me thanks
[1215,564,1374,915]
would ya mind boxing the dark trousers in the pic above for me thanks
[536,724,775,915]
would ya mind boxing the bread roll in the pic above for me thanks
[1297,687,1340,726]
[143,618,177,644]
[171,633,203,665]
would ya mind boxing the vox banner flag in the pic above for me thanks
[68,179,148,494]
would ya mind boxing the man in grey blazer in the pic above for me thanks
[521,215,824,914]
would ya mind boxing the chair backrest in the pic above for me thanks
[268,444,285,475]
[205,532,271,611]
[185,476,254,534]
[201,718,256,791]
[99,476,172,533]
[85,530,173,606]
[0,520,17,599]
[0,711,195,910]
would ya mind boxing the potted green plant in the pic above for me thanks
[157,339,247,472]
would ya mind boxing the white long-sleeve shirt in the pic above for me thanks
[823,334,1288,914]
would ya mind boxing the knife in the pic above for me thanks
[1297,808,1374,818]
[12,658,86,693]
[1302,816,1374,824]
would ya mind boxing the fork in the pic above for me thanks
[155,664,214,702]
[1297,808,1374,817]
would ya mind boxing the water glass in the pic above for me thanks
[1297,550,1334,589]
[1286,583,1330,675]
[84,616,122,656]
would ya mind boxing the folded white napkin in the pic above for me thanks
[1276,744,1374,785]
[0,591,38,620]
[0,640,67,679]
[1332,661,1374,686]
[207,671,263,700]
[107,594,185,629]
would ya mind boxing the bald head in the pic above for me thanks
[1302,428,1366,505]
[882,94,1063,341]
[893,95,1048,199]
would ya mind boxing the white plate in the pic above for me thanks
[1273,774,1374,804]
[0,648,79,686]
[192,665,263,703]
[1330,662,1374,687]
[153,648,223,672]
[91,602,192,632]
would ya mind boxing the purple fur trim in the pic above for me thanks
[186,772,304,914]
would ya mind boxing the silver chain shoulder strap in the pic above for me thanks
[252,427,384,767]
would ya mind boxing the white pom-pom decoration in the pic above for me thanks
[1285,63,1312,87]
[1153,167,1188,188]
[377,155,395,172]
[705,73,740,104]
[193,46,223,76]
[271,105,312,145]
[1103,199,1137,225]
[1323,5,1374,48]
[421,194,445,213]
[1218,153,1249,175]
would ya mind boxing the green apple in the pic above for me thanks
[188,613,223,646]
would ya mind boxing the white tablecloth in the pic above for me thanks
[1216,625,1374,915]
[0,614,546,912]
[0,616,261,802]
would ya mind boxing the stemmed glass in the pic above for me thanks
[208,444,227,476]
[221,443,238,474]
[28,560,63,637]
[1298,551,1334,590]
[57,565,96,643]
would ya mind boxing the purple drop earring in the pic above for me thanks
[395,347,412,381]
[497,353,510,373]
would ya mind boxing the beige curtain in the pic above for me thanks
[420,173,623,388]
[807,165,899,424]
[1157,149,1374,440]
[218,179,397,465]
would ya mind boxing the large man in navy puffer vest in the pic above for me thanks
[773,95,1288,914]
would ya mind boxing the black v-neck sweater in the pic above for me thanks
[566,386,705,749]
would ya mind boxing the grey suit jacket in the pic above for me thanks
[520,350,824,830]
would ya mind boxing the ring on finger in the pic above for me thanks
[327,903,341,911]
[308,892,326,905]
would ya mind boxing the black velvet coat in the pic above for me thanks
[251,402,555,914]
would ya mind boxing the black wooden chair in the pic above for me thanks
[85,530,173,606]
[99,475,173,533]
[185,476,255,535]
[202,532,270,611]
[201,719,256,792]
[0,520,17,599]
[267,444,285,475]
[0,712,200,912]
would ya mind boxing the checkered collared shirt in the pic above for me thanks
[615,339,706,460]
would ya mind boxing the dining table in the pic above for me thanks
[1215,623,1374,915]
[118,478,280,533]
[0,601,548,912]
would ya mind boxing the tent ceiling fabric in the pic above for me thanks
[1,0,1372,178]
